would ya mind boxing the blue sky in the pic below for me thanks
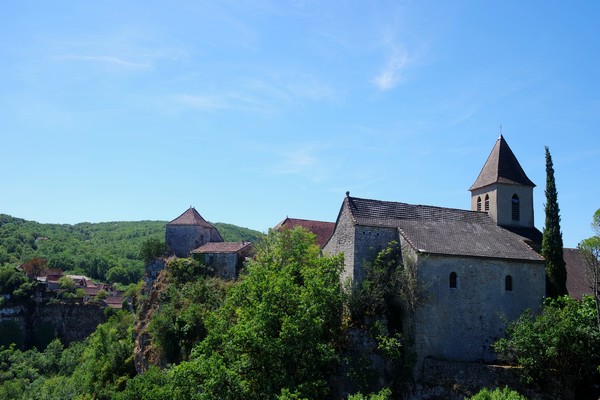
[1,1,598,247]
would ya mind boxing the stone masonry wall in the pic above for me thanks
[166,225,221,258]
[323,203,357,284]
[410,254,545,377]
[323,202,397,285]
[205,252,239,280]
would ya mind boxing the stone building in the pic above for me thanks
[166,207,223,258]
[323,135,546,374]
[191,242,254,280]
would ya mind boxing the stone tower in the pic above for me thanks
[166,207,223,258]
[469,135,535,229]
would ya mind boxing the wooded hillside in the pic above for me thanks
[0,214,264,284]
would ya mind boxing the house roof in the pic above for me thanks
[344,195,543,262]
[563,248,592,300]
[470,135,535,191]
[168,207,215,228]
[274,217,335,247]
[192,241,253,254]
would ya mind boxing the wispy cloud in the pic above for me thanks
[55,55,148,69]
[372,47,409,91]
[170,73,334,115]
[47,28,188,72]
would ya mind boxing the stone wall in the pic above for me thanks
[166,225,222,258]
[203,252,239,280]
[409,358,568,400]
[323,202,397,285]
[409,253,545,375]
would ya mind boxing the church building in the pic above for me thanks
[323,135,546,374]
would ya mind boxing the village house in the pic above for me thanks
[166,207,223,258]
[166,207,254,279]
[191,241,254,280]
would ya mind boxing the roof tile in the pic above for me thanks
[470,135,535,190]
[346,196,543,262]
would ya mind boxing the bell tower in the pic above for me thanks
[469,135,535,228]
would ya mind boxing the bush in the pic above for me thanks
[493,295,600,386]
[467,387,527,400]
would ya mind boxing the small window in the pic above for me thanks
[484,194,490,212]
[505,275,513,291]
[511,194,520,221]
[476,196,482,211]
[449,272,457,289]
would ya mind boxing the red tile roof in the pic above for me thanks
[274,217,335,248]
[192,242,253,254]
[168,207,214,228]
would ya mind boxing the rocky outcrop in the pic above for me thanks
[133,266,170,373]
[0,301,106,348]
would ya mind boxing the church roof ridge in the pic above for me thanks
[342,195,543,262]
[469,135,535,191]
[346,195,491,224]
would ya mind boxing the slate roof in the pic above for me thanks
[500,226,543,250]
[345,195,543,262]
[274,217,335,248]
[470,135,535,190]
[168,207,214,228]
[192,241,252,254]
[564,248,592,300]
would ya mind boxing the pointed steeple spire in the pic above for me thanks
[470,135,535,191]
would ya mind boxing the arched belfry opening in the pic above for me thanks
[511,194,520,221]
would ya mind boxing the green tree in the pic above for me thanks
[169,227,345,400]
[541,146,567,297]
[106,266,133,285]
[578,208,600,329]
[493,296,600,387]
[140,238,168,264]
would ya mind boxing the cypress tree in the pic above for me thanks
[542,146,567,297]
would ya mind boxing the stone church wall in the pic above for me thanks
[323,203,397,285]
[410,254,545,375]
[323,203,357,284]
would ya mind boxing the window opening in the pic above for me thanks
[484,194,490,212]
[512,194,520,221]
[449,272,457,289]
[505,275,513,291]
[477,196,482,211]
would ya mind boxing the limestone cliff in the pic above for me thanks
[133,262,170,373]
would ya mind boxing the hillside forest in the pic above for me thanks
[0,212,599,399]
[0,214,263,285]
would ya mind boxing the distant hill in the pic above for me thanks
[0,214,264,284]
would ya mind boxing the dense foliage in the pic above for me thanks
[541,146,567,297]
[148,260,229,364]
[493,295,600,387]
[0,311,134,399]
[0,214,263,284]
[467,387,527,400]
[578,208,600,329]
[164,227,346,399]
